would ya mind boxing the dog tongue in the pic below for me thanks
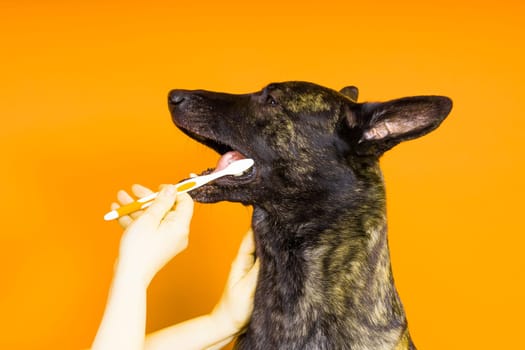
[212,151,246,173]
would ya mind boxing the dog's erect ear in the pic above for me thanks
[354,96,452,156]
[340,86,359,102]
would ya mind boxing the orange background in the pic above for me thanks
[1,0,524,349]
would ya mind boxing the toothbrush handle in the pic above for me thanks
[104,172,222,221]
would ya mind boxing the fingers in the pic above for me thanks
[136,184,177,225]
[131,184,154,198]
[153,193,194,257]
[111,202,133,228]
[114,189,141,228]
[117,189,144,220]
[114,185,154,225]
[228,229,257,286]
[117,189,134,204]
[110,184,185,231]
[159,192,194,234]
[239,229,256,256]
[242,258,260,296]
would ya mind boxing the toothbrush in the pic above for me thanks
[103,158,254,221]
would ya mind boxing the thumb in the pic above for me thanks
[136,184,177,225]
[240,258,260,293]
[228,229,256,286]
[159,192,194,234]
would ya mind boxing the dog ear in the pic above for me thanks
[340,86,359,102]
[354,96,452,156]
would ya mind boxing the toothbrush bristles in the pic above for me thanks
[234,169,247,177]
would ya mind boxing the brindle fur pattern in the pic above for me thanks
[168,82,452,350]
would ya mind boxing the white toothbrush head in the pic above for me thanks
[222,158,255,176]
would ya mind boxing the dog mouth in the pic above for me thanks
[177,126,256,184]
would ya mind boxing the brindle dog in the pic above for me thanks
[168,82,452,350]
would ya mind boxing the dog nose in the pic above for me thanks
[168,90,186,105]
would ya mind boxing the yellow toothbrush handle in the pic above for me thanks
[104,180,198,220]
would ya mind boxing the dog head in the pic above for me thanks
[168,82,452,207]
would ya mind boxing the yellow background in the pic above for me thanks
[1,0,524,349]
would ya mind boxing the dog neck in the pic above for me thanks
[244,176,410,349]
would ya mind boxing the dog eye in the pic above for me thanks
[266,95,278,106]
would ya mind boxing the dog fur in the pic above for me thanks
[168,81,452,350]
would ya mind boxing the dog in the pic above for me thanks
[168,81,452,350]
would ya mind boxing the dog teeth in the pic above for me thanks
[234,169,250,177]
[189,173,198,178]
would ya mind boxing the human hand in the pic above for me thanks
[211,229,260,334]
[110,184,194,287]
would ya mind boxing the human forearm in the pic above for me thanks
[144,312,240,350]
[91,265,147,350]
